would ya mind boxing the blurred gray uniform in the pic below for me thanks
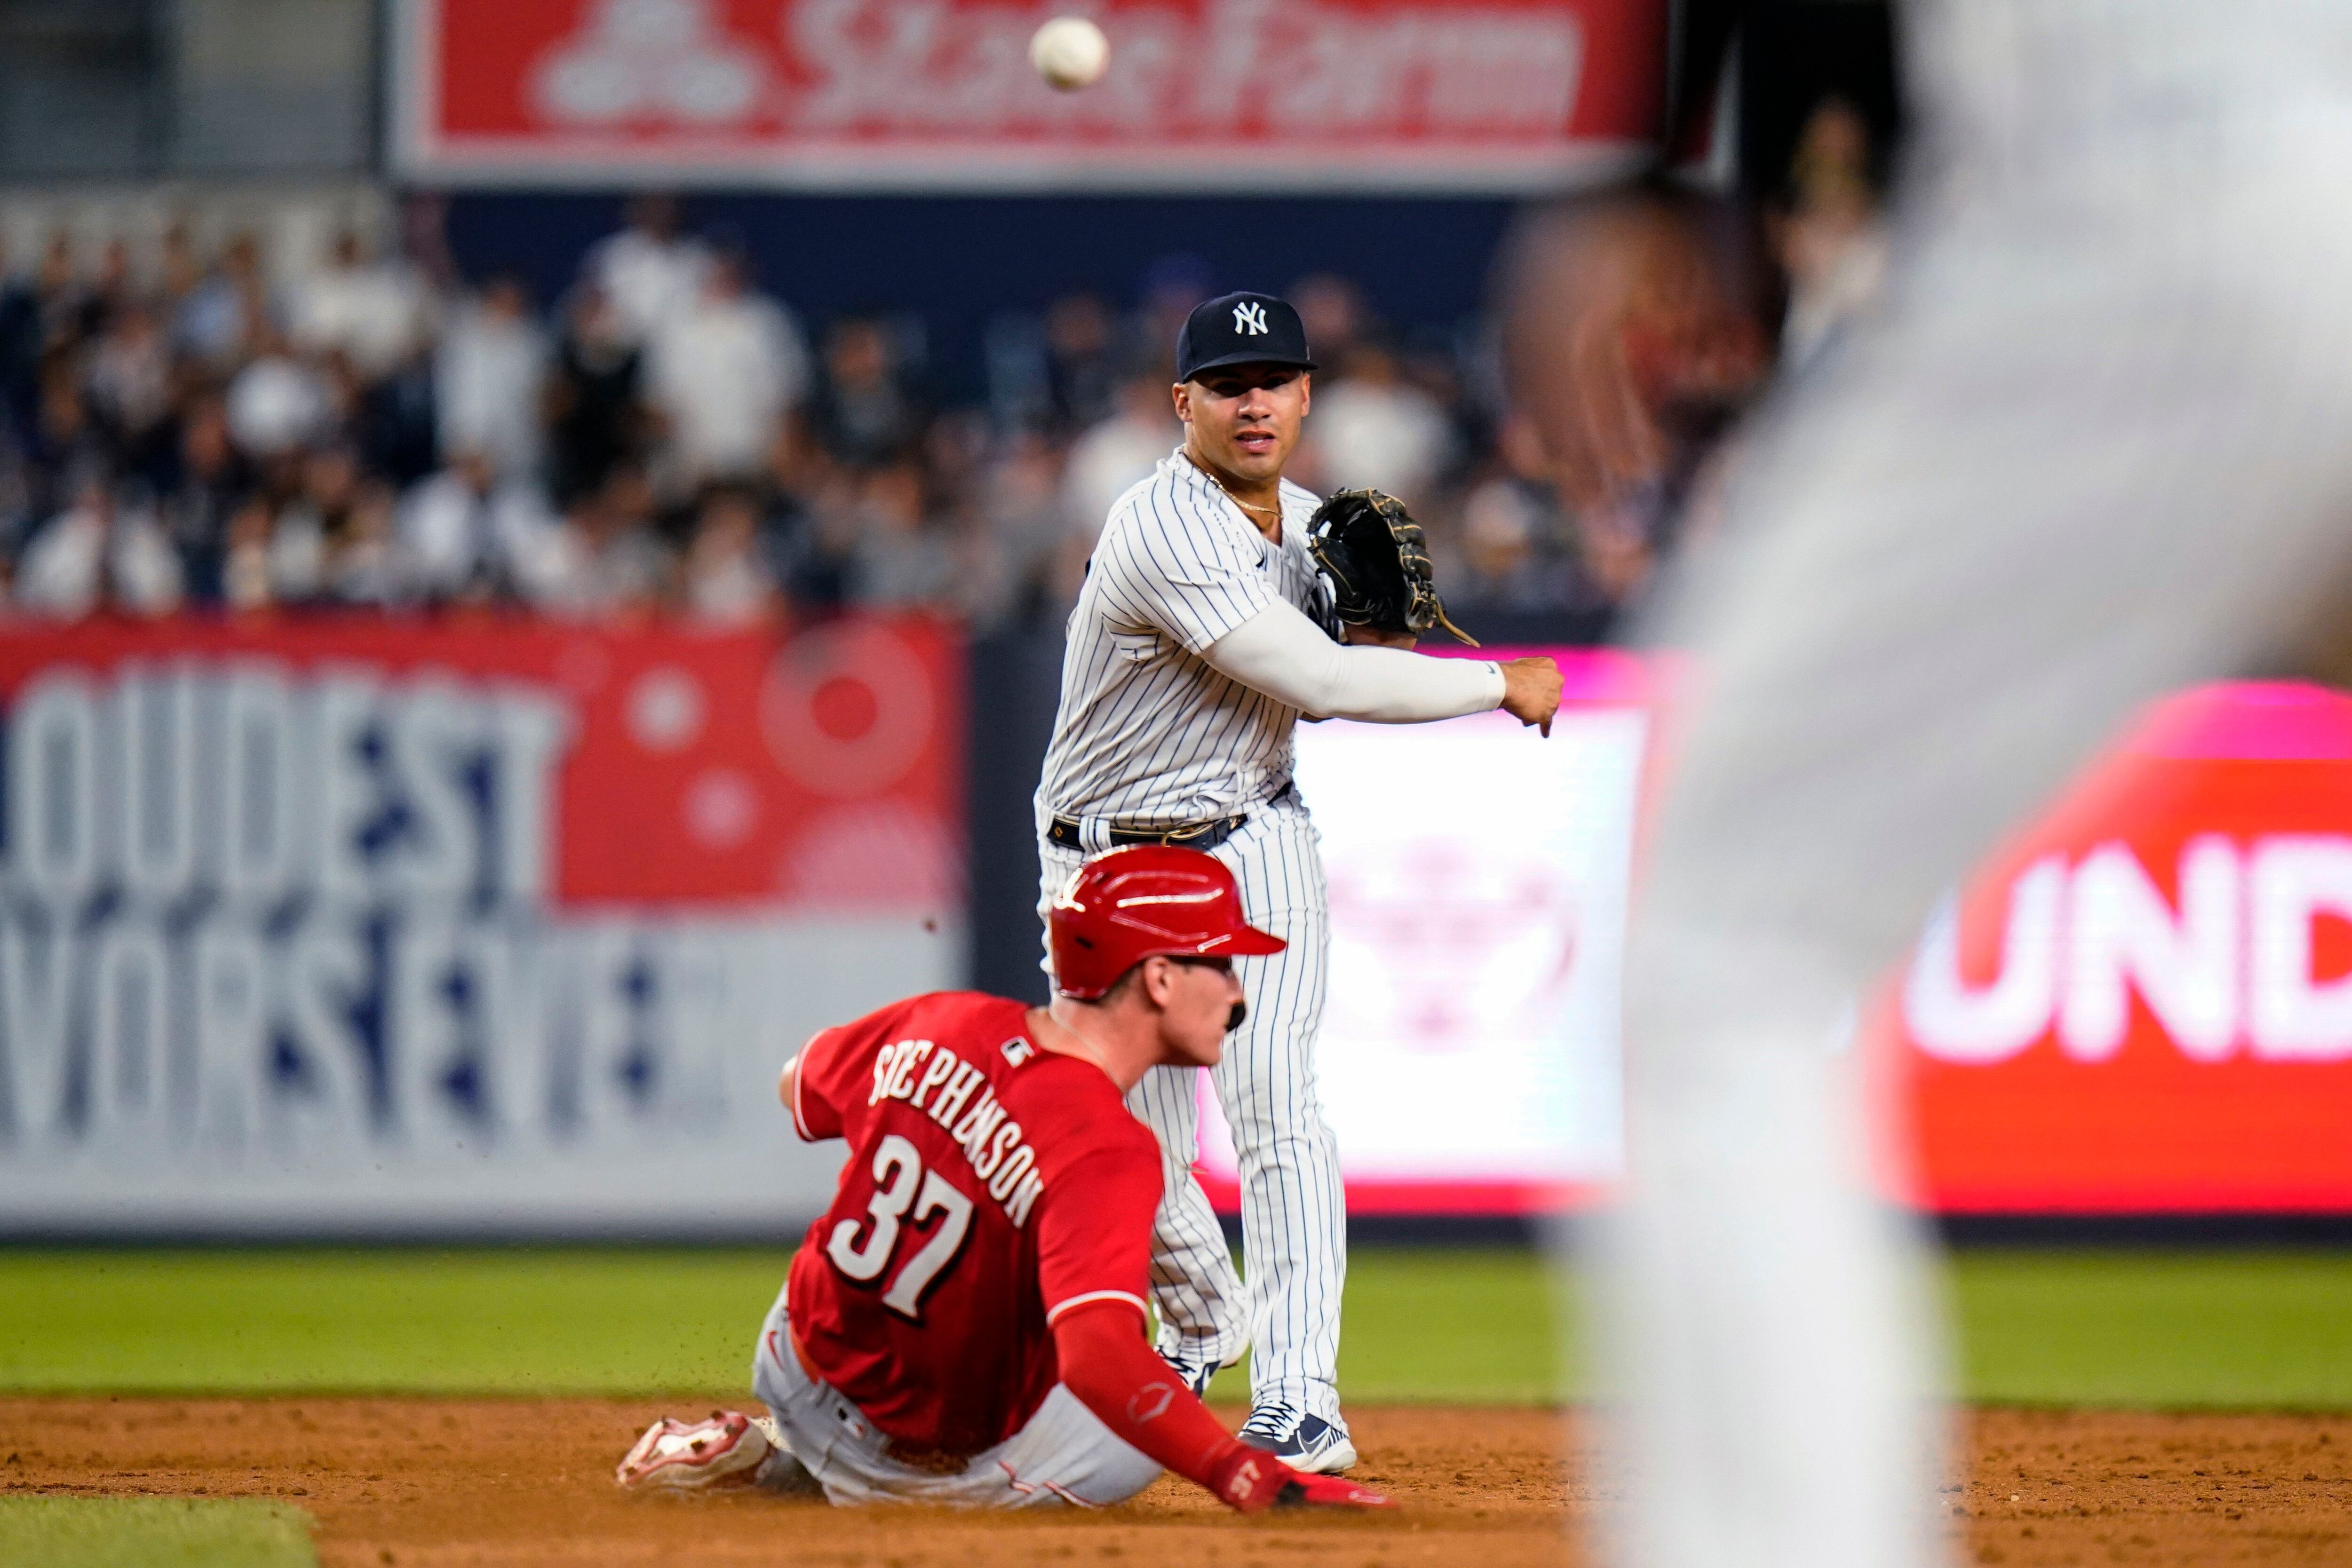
[1609,5,2352,1568]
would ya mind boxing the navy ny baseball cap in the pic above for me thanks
[1176,292,1317,382]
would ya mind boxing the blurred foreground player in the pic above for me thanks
[616,846,1390,1513]
[1508,4,2352,1567]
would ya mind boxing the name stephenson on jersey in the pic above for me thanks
[1037,447,1329,829]
[786,991,1163,1458]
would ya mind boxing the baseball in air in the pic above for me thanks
[1030,17,1110,90]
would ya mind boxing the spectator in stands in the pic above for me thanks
[1290,274,1368,372]
[155,395,250,604]
[0,238,41,435]
[1446,476,1583,614]
[437,274,548,483]
[221,495,276,612]
[950,432,1064,630]
[645,242,809,493]
[977,431,1065,612]
[546,281,644,508]
[517,463,671,618]
[173,231,269,369]
[0,201,1774,634]
[1308,341,1454,502]
[30,237,92,355]
[1042,293,1123,435]
[346,339,440,491]
[805,316,922,470]
[23,355,107,527]
[83,301,174,473]
[324,485,403,607]
[156,223,202,311]
[848,464,951,609]
[225,331,332,461]
[584,194,710,348]
[772,467,858,611]
[1061,372,1176,539]
[267,446,390,605]
[16,468,182,618]
[1132,253,1213,373]
[87,240,136,332]
[680,484,783,626]
[399,445,547,604]
[290,227,435,384]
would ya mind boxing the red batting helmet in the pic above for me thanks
[1049,845,1286,1000]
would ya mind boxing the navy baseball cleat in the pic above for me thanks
[1238,1406,1359,1474]
[1161,1347,1220,1399]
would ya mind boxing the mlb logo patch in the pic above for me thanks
[1001,1037,1036,1067]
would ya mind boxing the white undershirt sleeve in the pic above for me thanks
[1203,598,1507,724]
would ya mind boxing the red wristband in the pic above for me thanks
[1207,1442,1297,1513]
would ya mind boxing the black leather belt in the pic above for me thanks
[1048,810,1248,854]
[1049,783,1292,855]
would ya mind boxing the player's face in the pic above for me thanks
[1149,954,1248,1067]
[1175,364,1311,484]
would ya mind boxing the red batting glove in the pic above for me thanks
[1209,1446,1394,1513]
[1273,1471,1394,1510]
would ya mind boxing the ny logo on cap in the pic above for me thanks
[1233,301,1269,335]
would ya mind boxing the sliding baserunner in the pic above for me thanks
[616,847,1390,1513]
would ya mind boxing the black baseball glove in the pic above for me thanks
[1304,488,1479,647]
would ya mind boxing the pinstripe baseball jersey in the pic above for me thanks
[1038,447,1329,826]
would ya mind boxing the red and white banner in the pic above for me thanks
[19,614,2339,1227]
[1200,647,1654,1216]
[1875,682,2352,1214]
[0,616,962,1235]
[395,0,1664,190]
[1220,668,2352,1218]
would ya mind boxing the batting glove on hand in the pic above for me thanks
[1274,1472,1394,1510]
[1212,1446,1394,1513]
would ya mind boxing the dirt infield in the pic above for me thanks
[2,1397,2347,1567]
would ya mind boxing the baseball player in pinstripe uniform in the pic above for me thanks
[1034,291,1563,1473]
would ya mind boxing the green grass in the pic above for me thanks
[0,1497,315,1568]
[1311,1246,1571,1403]
[1,1245,2348,1410]
[0,1247,794,1396]
[1948,1249,2352,1408]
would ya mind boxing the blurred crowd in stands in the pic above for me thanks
[0,103,1883,634]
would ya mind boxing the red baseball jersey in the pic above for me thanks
[783,990,1164,1457]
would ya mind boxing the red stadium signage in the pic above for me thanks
[0,614,964,913]
[0,615,965,1236]
[1874,682,2352,1214]
[394,0,1665,190]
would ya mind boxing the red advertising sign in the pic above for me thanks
[1874,682,2352,1213]
[0,614,963,914]
[0,614,966,1235]
[395,0,1665,190]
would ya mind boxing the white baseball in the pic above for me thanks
[1030,16,1110,91]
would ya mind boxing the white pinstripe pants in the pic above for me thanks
[1036,792,1344,1423]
